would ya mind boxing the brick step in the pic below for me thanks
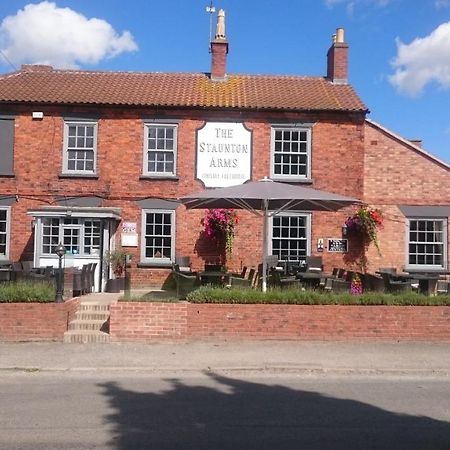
[79,303,110,312]
[68,319,109,331]
[63,330,110,344]
[75,311,110,321]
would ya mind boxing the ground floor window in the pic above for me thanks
[141,209,175,264]
[270,213,310,266]
[0,207,10,260]
[407,218,447,270]
[41,217,101,256]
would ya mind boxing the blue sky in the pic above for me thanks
[1,0,449,163]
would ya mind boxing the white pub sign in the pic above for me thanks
[196,122,252,187]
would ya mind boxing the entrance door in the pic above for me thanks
[33,216,111,292]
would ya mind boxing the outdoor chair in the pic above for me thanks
[269,268,301,289]
[172,268,200,299]
[227,274,252,289]
[436,280,449,295]
[175,256,192,273]
[380,272,411,293]
[345,270,355,282]
[305,256,323,273]
[361,273,384,292]
[230,266,247,279]
[331,278,351,292]
[246,268,257,288]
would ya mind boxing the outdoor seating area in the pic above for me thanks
[0,261,98,299]
[171,255,450,299]
[0,261,55,282]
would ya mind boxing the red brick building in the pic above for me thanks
[0,19,448,291]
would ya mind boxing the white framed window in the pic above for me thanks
[143,123,177,176]
[41,218,101,256]
[406,218,447,270]
[63,120,98,174]
[270,125,311,180]
[141,209,175,264]
[270,212,311,266]
[0,206,11,260]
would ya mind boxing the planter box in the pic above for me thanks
[105,278,125,293]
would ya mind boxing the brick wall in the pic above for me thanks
[109,301,188,341]
[363,121,450,272]
[109,301,450,342]
[0,297,80,342]
[3,106,365,287]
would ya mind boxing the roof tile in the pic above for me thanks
[0,67,367,112]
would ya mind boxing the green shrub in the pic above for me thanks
[186,286,450,306]
[0,280,55,303]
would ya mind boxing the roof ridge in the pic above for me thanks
[13,66,331,81]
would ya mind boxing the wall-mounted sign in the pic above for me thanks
[196,122,252,187]
[327,239,348,253]
[121,222,138,247]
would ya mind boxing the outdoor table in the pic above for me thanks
[296,271,323,289]
[198,271,232,287]
[404,272,443,296]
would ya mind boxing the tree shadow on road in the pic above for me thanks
[99,373,450,450]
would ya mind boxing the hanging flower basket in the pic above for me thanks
[202,209,239,256]
[345,205,383,255]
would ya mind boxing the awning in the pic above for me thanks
[27,206,122,220]
[399,205,450,218]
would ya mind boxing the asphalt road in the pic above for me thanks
[0,370,449,450]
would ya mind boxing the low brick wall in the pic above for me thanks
[0,298,80,342]
[109,302,188,342]
[109,302,450,342]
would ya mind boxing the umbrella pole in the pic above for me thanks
[262,205,269,293]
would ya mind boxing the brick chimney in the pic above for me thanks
[326,28,348,84]
[210,9,228,81]
[409,139,422,148]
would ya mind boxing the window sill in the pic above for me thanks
[59,173,99,179]
[0,174,15,178]
[271,177,313,184]
[137,262,173,269]
[139,175,179,181]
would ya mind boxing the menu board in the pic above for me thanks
[327,239,348,253]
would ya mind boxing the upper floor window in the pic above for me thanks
[0,116,14,176]
[143,123,177,176]
[406,218,447,270]
[0,207,10,260]
[270,125,311,180]
[63,120,97,174]
[141,209,175,264]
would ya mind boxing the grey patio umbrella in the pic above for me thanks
[180,177,361,292]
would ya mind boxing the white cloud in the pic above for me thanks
[435,0,449,9]
[324,0,391,13]
[389,22,450,96]
[0,1,138,69]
